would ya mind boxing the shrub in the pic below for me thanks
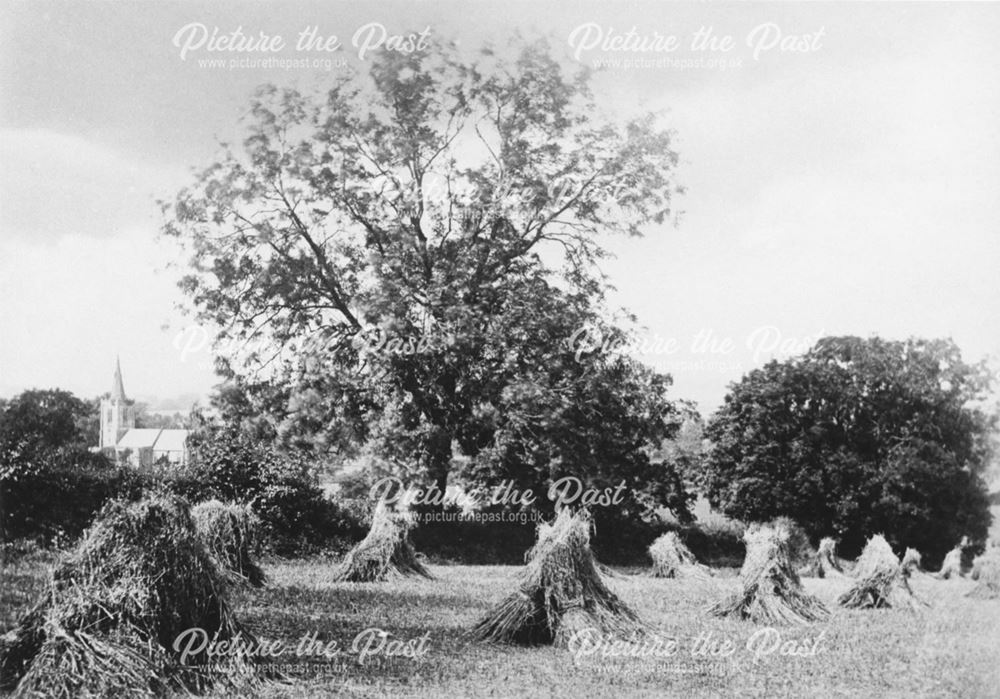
[410,505,538,565]
[676,512,746,568]
[0,448,146,545]
[178,430,367,555]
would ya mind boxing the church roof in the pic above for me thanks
[116,428,162,449]
[111,356,127,401]
[116,428,190,452]
[154,429,188,452]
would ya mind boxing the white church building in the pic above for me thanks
[99,358,189,466]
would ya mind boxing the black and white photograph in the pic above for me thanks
[1,1,999,697]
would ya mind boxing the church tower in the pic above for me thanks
[99,357,136,449]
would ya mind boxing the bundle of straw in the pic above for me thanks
[708,522,830,625]
[772,517,814,570]
[192,499,266,587]
[798,537,848,579]
[901,547,925,576]
[332,501,432,582]
[838,535,922,610]
[0,494,256,697]
[966,549,1000,600]
[471,509,644,646]
[936,545,965,580]
[648,532,710,579]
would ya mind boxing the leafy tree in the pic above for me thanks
[162,38,682,501]
[0,389,94,456]
[457,293,692,521]
[0,390,119,542]
[703,336,995,561]
[133,403,186,429]
[651,402,707,490]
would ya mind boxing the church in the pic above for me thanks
[99,358,189,466]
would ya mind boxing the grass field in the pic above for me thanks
[4,550,999,698]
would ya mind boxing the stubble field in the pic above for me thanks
[5,552,998,698]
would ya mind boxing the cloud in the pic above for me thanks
[596,34,1000,412]
[0,129,179,242]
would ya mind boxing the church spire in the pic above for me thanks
[111,356,127,401]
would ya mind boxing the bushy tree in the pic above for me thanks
[162,38,683,504]
[133,403,187,429]
[703,336,995,562]
[181,428,347,553]
[651,403,707,490]
[0,389,94,456]
[459,308,693,522]
[0,390,128,543]
[0,388,105,488]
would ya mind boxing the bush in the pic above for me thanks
[0,448,146,545]
[410,505,538,564]
[407,504,744,567]
[677,520,746,568]
[0,429,372,557]
[253,477,358,556]
[176,430,367,555]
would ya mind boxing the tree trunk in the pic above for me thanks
[423,426,452,509]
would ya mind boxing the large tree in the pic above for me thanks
[703,336,995,562]
[162,39,682,498]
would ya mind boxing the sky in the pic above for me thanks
[1,1,998,414]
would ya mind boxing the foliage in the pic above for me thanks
[0,389,94,458]
[161,37,682,503]
[180,428,355,554]
[0,450,143,545]
[133,403,187,430]
[703,336,996,563]
[450,310,693,523]
[456,318,693,522]
[409,507,538,564]
[0,389,133,543]
[651,406,708,488]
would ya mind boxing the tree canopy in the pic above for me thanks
[703,336,996,561]
[162,38,686,515]
[0,389,96,469]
